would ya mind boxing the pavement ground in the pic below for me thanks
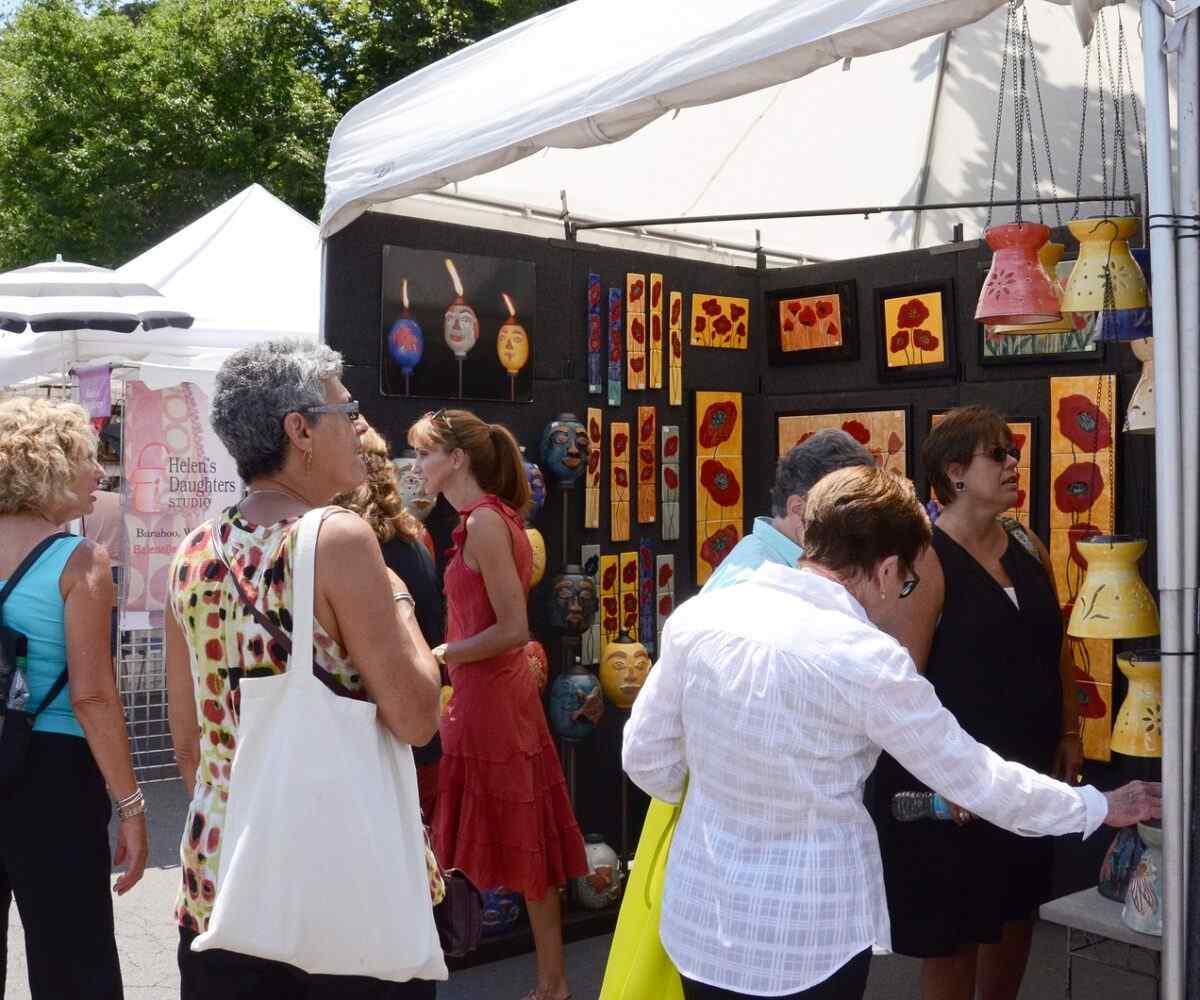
[5,781,1157,1000]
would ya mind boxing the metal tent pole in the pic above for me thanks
[1143,4,1187,998]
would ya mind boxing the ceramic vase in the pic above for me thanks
[572,834,624,910]
[1111,651,1162,757]
[1067,536,1160,639]
[1062,217,1148,313]
[976,222,1062,325]
[1098,826,1146,902]
[480,886,523,937]
[1125,337,1155,435]
[1122,822,1163,936]
[548,660,602,741]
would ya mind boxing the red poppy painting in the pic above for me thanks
[778,292,843,352]
[700,459,742,508]
[695,391,744,583]
[878,285,949,372]
[1054,461,1104,515]
[700,525,740,571]
[698,400,738,450]
[1057,394,1113,453]
[777,410,907,476]
[691,293,751,349]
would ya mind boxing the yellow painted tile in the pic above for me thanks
[1049,452,1115,531]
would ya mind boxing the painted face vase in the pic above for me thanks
[496,292,530,376]
[443,258,479,359]
[599,632,652,709]
[548,659,602,741]
[548,565,599,636]
[540,412,589,490]
[388,278,425,375]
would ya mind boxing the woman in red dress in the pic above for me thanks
[410,409,587,1000]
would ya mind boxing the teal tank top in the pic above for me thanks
[1,535,86,738]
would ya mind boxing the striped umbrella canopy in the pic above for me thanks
[0,254,194,334]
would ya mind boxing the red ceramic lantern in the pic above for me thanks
[975,222,1062,326]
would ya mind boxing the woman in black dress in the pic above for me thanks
[872,406,1082,1000]
[337,423,445,821]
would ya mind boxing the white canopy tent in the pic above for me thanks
[0,183,320,390]
[322,0,1137,264]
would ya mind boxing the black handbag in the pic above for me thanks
[432,864,484,958]
[0,533,72,791]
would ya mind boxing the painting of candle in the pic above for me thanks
[379,245,535,401]
[496,292,529,401]
[387,278,424,396]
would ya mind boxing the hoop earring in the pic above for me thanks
[304,449,313,476]
[954,481,965,492]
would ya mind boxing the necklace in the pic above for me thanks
[243,484,311,507]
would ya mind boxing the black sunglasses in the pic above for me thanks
[300,400,360,422]
[976,445,1021,464]
[899,570,920,599]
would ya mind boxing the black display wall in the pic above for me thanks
[326,211,1155,896]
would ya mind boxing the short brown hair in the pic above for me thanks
[922,405,1013,505]
[408,409,531,516]
[802,466,931,579]
[333,423,420,545]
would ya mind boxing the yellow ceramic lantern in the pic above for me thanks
[1125,337,1155,435]
[599,632,651,710]
[1111,651,1162,757]
[988,242,1073,335]
[1066,536,1159,639]
[1061,217,1149,313]
[526,526,546,588]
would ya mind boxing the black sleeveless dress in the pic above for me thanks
[870,523,1063,957]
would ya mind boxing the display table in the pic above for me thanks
[1039,887,1161,998]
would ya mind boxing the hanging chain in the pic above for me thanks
[1024,6,1062,229]
[1072,31,1092,220]
[1018,8,1045,225]
[1095,32,1109,216]
[1119,8,1148,226]
[986,0,1017,229]
[1012,0,1027,224]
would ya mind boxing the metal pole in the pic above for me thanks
[911,31,953,250]
[1143,5,1186,998]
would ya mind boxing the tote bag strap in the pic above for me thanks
[287,508,325,691]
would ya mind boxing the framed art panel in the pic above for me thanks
[694,391,744,585]
[765,281,859,366]
[874,280,957,382]
[776,407,908,477]
[977,259,1107,365]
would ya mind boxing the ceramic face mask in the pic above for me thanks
[393,455,435,521]
[549,568,599,636]
[540,413,590,489]
[599,635,652,709]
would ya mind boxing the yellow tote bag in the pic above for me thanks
[598,795,685,1000]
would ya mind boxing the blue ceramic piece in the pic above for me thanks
[548,665,601,740]
[388,316,425,373]
[1099,826,1146,902]
[539,413,589,490]
[1096,248,1153,342]
[480,886,523,937]
[525,460,547,520]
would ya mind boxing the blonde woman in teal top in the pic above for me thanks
[0,397,147,1000]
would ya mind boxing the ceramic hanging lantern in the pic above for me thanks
[540,413,589,490]
[599,631,652,710]
[548,658,603,741]
[1125,336,1155,435]
[987,242,1073,335]
[1061,217,1148,313]
[443,258,478,398]
[976,222,1062,325]
[1111,651,1162,757]
[387,278,424,394]
[1066,535,1160,639]
[496,292,529,401]
[1095,248,1153,341]
[572,834,624,910]
[548,565,599,637]
[1122,822,1163,936]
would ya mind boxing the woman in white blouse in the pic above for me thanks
[623,466,1161,1000]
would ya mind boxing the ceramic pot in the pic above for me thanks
[1111,651,1162,757]
[976,222,1062,325]
[1122,822,1163,935]
[480,886,523,937]
[1096,248,1153,341]
[539,413,589,490]
[548,565,599,636]
[599,632,652,710]
[548,660,602,741]
[987,242,1073,335]
[1125,337,1155,435]
[1062,217,1148,313]
[1099,826,1147,902]
[573,834,624,910]
[1067,536,1159,639]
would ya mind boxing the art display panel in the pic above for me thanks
[874,281,956,381]
[694,391,743,585]
[776,408,907,477]
[690,294,749,350]
[766,281,859,366]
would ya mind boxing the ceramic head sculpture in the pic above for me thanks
[442,258,479,359]
[599,631,652,709]
[393,452,435,521]
[548,565,599,636]
[540,412,590,490]
[388,278,425,376]
[496,292,530,376]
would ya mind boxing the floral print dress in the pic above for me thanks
[168,507,442,933]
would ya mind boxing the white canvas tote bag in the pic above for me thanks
[192,508,448,982]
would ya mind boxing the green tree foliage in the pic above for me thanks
[0,0,565,269]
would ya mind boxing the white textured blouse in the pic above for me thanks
[623,563,1107,997]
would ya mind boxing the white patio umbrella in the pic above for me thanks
[0,253,194,335]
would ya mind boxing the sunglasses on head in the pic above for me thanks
[976,444,1021,464]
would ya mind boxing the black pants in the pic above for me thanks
[681,949,871,1000]
[0,733,123,1000]
[178,928,438,1000]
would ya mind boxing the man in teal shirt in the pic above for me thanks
[704,428,874,591]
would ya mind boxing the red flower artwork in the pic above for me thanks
[658,562,674,588]
[671,331,682,357]
[842,420,871,445]
[787,301,802,316]
[816,300,834,319]
[589,414,601,442]
[700,525,739,570]
[694,315,706,334]
[1057,394,1113,453]
[639,448,654,479]
[713,315,733,337]
[700,459,742,507]
[622,561,638,585]
[730,303,747,322]
[912,328,939,351]
[658,594,674,617]
[588,315,602,351]
[629,279,644,303]
[602,564,617,591]
[797,306,818,327]
[589,283,602,307]
[630,355,645,373]
[651,280,662,308]
[701,298,723,317]
[609,297,621,324]
[663,466,679,490]
[1054,462,1104,514]
[1067,522,1101,571]
[1071,656,1109,719]
[613,431,628,456]
[827,323,840,340]
[631,317,645,344]
[614,467,629,489]
[651,314,662,343]
[640,412,654,441]
[890,331,909,353]
[897,298,931,329]
[671,297,682,325]
[663,434,679,459]
[609,339,622,364]
[699,401,738,449]
[587,450,600,475]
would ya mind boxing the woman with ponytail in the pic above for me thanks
[410,409,587,1000]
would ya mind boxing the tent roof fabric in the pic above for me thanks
[322,0,1142,261]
